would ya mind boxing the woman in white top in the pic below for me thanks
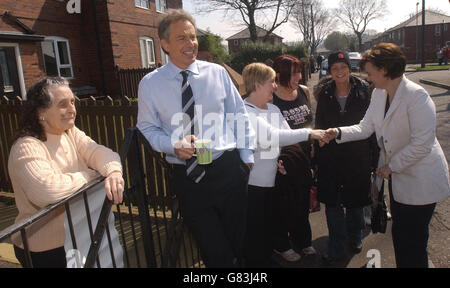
[326,43,450,268]
[241,63,326,267]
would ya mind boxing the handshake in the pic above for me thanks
[310,128,339,147]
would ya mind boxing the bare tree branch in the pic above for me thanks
[335,0,387,51]
[291,0,335,54]
[193,0,295,42]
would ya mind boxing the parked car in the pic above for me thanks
[348,52,361,72]
[319,59,328,79]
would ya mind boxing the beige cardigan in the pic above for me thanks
[337,76,450,205]
[8,126,122,252]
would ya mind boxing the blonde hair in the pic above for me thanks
[242,63,276,94]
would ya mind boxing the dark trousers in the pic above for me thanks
[14,245,67,268]
[173,150,249,268]
[244,185,274,267]
[389,185,436,268]
[272,185,312,252]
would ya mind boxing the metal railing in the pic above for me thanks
[0,176,121,268]
[0,127,202,268]
[119,127,202,268]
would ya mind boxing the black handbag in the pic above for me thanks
[371,173,388,234]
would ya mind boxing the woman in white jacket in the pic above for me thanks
[241,63,327,267]
[326,43,450,268]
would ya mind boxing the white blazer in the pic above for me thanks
[337,76,450,205]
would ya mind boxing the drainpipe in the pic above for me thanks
[92,0,106,95]
[421,0,425,68]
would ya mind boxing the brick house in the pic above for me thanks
[0,0,182,99]
[226,26,283,54]
[362,10,450,63]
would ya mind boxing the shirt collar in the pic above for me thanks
[166,59,200,79]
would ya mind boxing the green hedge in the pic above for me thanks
[227,41,308,73]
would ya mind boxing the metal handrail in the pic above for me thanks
[0,176,104,242]
[0,176,125,268]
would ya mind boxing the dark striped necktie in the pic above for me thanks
[181,70,205,183]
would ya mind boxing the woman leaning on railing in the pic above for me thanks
[7,77,124,268]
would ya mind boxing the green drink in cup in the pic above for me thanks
[194,139,212,165]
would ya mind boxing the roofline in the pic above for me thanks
[226,25,283,40]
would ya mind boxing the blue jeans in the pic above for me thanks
[325,204,365,258]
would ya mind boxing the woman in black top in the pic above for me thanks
[314,52,378,264]
[271,54,316,262]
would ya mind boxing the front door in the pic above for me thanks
[0,47,20,99]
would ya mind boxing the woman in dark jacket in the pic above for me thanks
[314,52,379,263]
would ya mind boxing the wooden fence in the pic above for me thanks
[0,96,140,195]
[115,66,155,99]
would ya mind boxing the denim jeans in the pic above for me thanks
[325,204,365,258]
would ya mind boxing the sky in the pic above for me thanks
[183,0,450,43]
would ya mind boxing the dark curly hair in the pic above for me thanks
[14,77,69,143]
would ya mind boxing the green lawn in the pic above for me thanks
[411,65,450,71]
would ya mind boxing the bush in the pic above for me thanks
[198,32,230,64]
[227,41,308,73]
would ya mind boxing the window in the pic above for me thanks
[0,50,12,91]
[435,25,441,36]
[135,0,149,9]
[156,0,166,13]
[234,40,238,46]
[140,37,155,68]
[41,37,74,78]
[160,47,169,65]
[444,24,448,32]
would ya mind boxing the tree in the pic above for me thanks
[291,0,334,55]
[324,32,349,52]
[335,0,387,51]
[193,0,296,42]
[198,30,229,63]
[345,33,358,52]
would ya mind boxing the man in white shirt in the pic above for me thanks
[137,10,255,267]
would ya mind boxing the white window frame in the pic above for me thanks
[41,36,74,79]
[0,42,26,99]
[140,37,156,68]
[135,0,149,9]
[156,0,166,13]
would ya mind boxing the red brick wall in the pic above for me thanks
[0,0,97,92]
[1,0,184,97]
[363,23,449,64]
[106,0,182,69]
